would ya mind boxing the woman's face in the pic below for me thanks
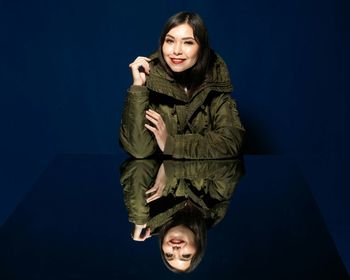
[162,23,200,73]
[162,225,197,271]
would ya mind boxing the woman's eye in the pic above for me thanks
[184,41,194,45]
[182,254,192,259]
[165,253,173,258]
[165,39,174,44]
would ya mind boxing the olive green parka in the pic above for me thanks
[119,51,245,159]
[120,158,245,234]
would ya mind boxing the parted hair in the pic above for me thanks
[158,11,214,92]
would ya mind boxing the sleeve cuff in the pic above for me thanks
[163,135,175,155]
[129,217,148,225]
[128,85,149,95]
[163,160,175,179]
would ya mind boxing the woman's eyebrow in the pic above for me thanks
[165,34,195,40]
[166,257,190,262]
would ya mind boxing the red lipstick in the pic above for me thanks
[170,58,185,64]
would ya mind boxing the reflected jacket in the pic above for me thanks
[119,51,245,159]
[119,158,244,234]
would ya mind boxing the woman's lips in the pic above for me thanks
[169,239,184,244]
[170,58,185,64]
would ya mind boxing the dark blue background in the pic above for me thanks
[1,0,349,273]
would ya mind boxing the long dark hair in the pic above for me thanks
[158,201,207,273]
[158,11,214,92]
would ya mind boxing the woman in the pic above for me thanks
[158,202,207,273]
[120,157,245,273]
[119,11,245,159]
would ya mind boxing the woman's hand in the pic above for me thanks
[145,163,167,203]
[129,56,151,86]
[145,109,168,152]
[131,224,151,241]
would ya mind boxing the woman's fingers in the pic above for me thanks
[146,195,157,203]
[145,110,158,123]
[129,56,151,85]
[129,57,150,73]
[145,110,165,129]
[132,224,151,241]
[145,109,160,119]
[145,185,157,195]
[146,185,165,203]
[144,109,168,152]
[129,56,150,66]
[146,186,160,203]
[143,228,151,240]
[145,116,158,127]
[146,191,162,203]
[144,123,156,134]
[132,226,143,241]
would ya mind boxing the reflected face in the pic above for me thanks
[162,23,200,72]
[162,225,197,271]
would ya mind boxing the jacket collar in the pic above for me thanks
[146,51,233,102]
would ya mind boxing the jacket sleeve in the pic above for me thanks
[163,94,245,159]
[119,85,158,158]
[119,159,160,225]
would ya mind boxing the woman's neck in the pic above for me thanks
[174,72,191,94]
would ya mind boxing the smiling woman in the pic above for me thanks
[119,11,245,159]
[159,203,207,273]
[119,157,245,274]
[161,24,200,73]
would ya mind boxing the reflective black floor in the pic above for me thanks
[0,153,348,279]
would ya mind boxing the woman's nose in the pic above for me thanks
[171,249,181,259]
[172,243,184,250]
[173,43,182,55]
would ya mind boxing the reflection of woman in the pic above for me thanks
[119,11,245,159]
[159,201,206,273]
[120,158,244,273]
